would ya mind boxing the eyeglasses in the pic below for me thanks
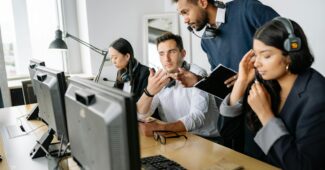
[153,130,187,144]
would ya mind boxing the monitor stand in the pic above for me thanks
[30,128,55,159]
[26,104,39,120]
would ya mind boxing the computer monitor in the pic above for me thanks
[29,66,69,158]
[25,59,46,120]
[65,76,141,170]
[29,58,46,78]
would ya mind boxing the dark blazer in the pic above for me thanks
[218,68,325,170]
[114,63,149,102]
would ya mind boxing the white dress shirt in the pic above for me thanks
[145,64,220,137]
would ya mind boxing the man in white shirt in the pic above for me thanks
[137,32,220,140]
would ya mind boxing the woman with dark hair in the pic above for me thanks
[218,17,325,169]
[109,38,149,101]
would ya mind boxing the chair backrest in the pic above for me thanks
[21,80,37,104]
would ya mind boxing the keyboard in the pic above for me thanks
[141,155,186,170]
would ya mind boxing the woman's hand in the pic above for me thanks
[247,81,275,126]
[237,49,256,84]
[229,50,256,105]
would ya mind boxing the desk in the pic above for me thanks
[0,105,279,170]
[140,131,278,170]
[0,104,53,170]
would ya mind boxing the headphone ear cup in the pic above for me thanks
[205,26,219,38]
[284,37,301,52]
[273,17,301,52]
[120,72,130,82]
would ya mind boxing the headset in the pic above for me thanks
[187,26,219,39]
[187,0,225,39]
[120,59,139,83]
[165,61,191,88]
[273,17,301,52]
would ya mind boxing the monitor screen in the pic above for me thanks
[32,66,68,144]
[65,77,140,170]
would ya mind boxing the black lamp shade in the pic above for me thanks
[49,30,68,49]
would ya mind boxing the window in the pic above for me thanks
[143,13,179,70]
[0,0,64,79]
[0,0,16,77]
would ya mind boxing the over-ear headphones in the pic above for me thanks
[165,61,191,88]
[120,71,130,82]
[213,0,226,9]
[120,59,139,82]
[273,17,301,52]
[187,0,226,39]
[182,60,191,71]
[187,25,219,39]
[204,26,220,38]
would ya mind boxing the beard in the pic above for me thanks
[195,10,209,31]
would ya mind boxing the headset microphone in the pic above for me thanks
[187,26,216,39]
[187,25,193,32]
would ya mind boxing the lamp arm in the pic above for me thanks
[94,52,108,83]
[63,32,109,83]
[65,33,108,56]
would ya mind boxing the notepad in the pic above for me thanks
[194,64,237,99]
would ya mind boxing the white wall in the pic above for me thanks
[72,0,166,82]
[166,0,325,75]
[67,0,325,77]
[260,0,325,75]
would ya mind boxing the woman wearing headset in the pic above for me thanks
[218,17,325,169]
[109,38,150,101]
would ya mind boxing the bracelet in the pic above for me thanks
[143,88,154,97]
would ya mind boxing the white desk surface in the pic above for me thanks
[0,104,49,170]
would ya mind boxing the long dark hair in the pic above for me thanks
[110,38,137,85]
[245,18,314,132]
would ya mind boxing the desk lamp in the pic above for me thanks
[49,29,108,82]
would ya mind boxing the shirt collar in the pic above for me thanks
[209,0,233,27]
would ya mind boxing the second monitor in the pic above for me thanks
[65,77,141,170]
[30,65,69,158]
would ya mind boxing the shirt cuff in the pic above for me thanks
[254,117,289,154]
[219,94,243,117]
